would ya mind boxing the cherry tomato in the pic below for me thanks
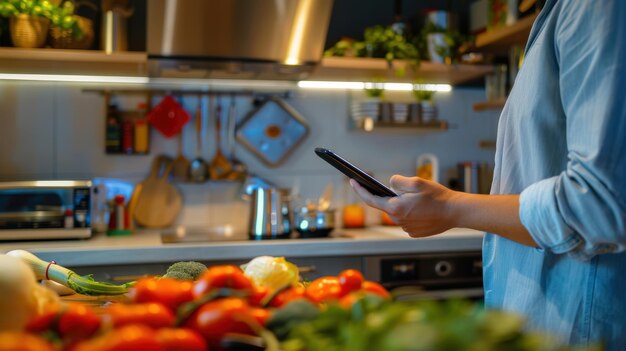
[0,332,56,351]
[129,278,194,312]
[361,281,391,299]
[105,302,175,329]
[338,269,364,296]
[58,303,102,341]
[269,286,307,308]
[305,276,343,304]
[70,324,164,351]
[155,328,206,351]
[183,297,257,349]
[193,265,254,298]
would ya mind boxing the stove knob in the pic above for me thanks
[434,260,453,277]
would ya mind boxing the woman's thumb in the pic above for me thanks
[390,175,423,193]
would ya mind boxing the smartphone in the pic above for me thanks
[314,147,397,197]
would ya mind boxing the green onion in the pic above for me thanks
[7,250,129,296]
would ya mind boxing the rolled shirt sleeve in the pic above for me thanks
[519,1,626,259]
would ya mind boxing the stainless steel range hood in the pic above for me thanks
[147,0,334,80]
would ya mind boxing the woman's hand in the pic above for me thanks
[351,175,537,246]
[350,175,460,237]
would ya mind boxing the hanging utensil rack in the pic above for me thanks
[88,88,292,157]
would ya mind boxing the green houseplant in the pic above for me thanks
[412,83,438,123]
[0,0,83,48]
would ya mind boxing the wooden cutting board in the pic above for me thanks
[133,155,182,228]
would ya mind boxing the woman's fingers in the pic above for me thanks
[349,179,389,211]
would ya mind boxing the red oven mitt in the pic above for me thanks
[147,95,191,138]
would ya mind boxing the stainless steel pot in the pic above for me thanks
[294,207,335,238]
[248,188,292,240]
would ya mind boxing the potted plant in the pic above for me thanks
[412,84,437,124]
[0,0,82,48]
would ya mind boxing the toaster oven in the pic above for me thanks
[0,180,92,240]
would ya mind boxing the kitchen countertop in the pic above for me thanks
[0,226,484,267]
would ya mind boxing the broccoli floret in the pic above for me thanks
[163,261,207,280]
[162,270,194,281]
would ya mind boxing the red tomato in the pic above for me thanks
[248,285,270,307]
[338,269,364,296]
[183,297,257,350]
[338,291,366,309]
[105,302,175,329]
[155,328,207,351]
[269,286,307,308]
[305,276,343,304]
[250,307,270,327]
[58,303,102,341]
[25,309,58,333]
[129,278,194,312]
[70,324,164,351]
[361,281,391,299]
[193,265,253,298]
[0,332,56,351]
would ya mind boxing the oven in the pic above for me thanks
[364,251,483,301]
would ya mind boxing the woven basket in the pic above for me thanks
[10,14,50,48]
[50,16,94,50]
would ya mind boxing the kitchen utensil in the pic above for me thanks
[236,97,309,167]
[189,95,207,182]
[318,182,334,212]
[248,187,292,240]
[133,155,182,228]
[172,97,190,182]
[146,95,190,138]
[295,207,335,238]
[224,94,248,181]
[208,98,233,180]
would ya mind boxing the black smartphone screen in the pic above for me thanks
[315,147,397,197]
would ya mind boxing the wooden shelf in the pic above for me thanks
[475,13,539,53]
[0,48,493,86]
[0,47,147,76]
[311,57,494,85]
[473,98,507,111]
[351,117,449,133]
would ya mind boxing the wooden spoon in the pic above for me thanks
[224,94,248,181]
[208,97,232,180]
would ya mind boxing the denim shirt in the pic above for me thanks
[483,0,626,349]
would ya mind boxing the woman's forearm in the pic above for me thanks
[449,192,538,247]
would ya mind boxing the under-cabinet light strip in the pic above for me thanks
[0,73,149,84]
[0,73,452,92]
[297,80,452,92]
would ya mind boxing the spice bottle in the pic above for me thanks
[105,104,122,153]
[122,118,134,154]
[134,102,149,154]
[134,119,149,153]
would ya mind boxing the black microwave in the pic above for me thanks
[0,180,92,240]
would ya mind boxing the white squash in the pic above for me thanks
[0,254,59,331]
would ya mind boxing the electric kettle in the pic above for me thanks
[248,187,292,239]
